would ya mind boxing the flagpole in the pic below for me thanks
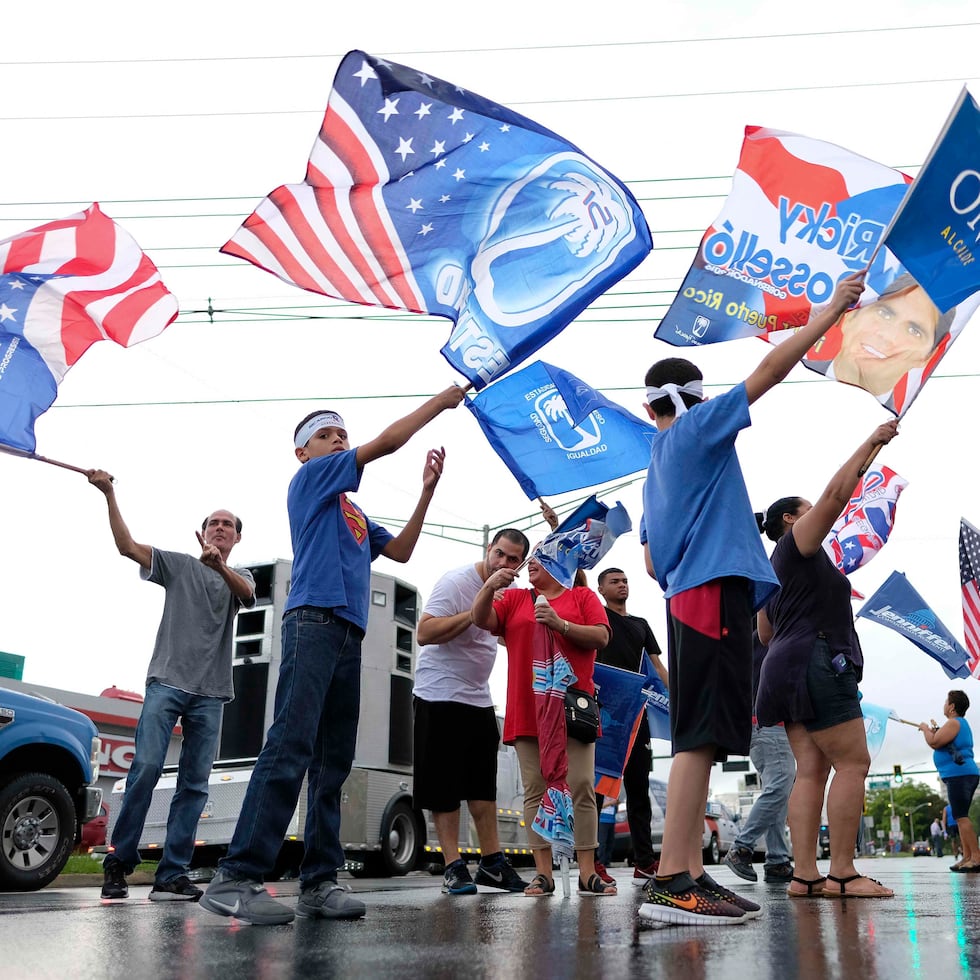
[0,443,92,477]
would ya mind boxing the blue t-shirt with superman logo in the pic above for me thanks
[285,448,393,630]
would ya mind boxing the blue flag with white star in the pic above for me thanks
[222,50,652,389]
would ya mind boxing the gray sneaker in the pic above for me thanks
[199,869,295,925]
[723,846,758,882]
[296,880,366,920]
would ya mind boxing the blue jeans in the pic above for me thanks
[109,680,223,883]
[733,724,795,866]
[221,608,362,889]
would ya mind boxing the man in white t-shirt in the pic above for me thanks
[413,528,529,895]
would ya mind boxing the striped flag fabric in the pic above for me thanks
[960,518,980,677]
[222,50,651,389]
[0,205,178,452]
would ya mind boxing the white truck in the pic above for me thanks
[109,560,528,877]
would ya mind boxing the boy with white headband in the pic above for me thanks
[637,273,865,928]
[202,385,465,925]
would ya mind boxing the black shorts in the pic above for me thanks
[802,637,863,733]
[666,577,753,761]
[944,774,980,821]
[412,698,500,812]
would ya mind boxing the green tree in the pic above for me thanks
[864,780,946,848]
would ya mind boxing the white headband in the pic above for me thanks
[645,381,703,417]
[295,411,346,449]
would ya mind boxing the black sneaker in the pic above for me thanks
[474,854,528,892]
[723,845,757,882]
[696,872,762,919]
[763,862,795,883]
[443,859,477,895]
[101,858,128,900]
[149,875,204,902]
[638,872,746,927]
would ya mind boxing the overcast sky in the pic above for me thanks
[3,0,979,797]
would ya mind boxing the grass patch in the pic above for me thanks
[63,854,157,874]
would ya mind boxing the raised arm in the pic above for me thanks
[87,469,152,569]
[790,420,900,557]
[743,273,865,406]
[356,386,464,469]
[919,716,960,749]
[382,448,445,563]
[196,531,255,606]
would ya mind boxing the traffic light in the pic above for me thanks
[893,764,904,783]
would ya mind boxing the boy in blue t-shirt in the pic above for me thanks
[637,273,864,928]
[202,385,464,926]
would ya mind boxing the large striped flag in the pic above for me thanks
[960,518,980,677]
[222,50,651,390]
[0,205,178,452]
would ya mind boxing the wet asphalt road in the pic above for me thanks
[2,858,977,979]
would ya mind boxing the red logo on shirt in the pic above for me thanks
[340,493,368,545]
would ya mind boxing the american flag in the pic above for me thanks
[222,50,651,389]
[0,205,177,452]
[960,518,980,677]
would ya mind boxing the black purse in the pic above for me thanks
[565,687,600,743]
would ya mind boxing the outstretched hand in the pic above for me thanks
[830,271,866,313]
[196,530,224,569]
[86,468,116,495]
[870,419,900,447]
[436,385,467,412]
[540,500,559,531]
[421,447,446,492]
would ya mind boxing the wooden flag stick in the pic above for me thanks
[0,442,91,476]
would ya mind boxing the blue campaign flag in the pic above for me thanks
[593,663,648,793]
[534,495,631,589]
[465,361,656,498]
[644,664,671,743]
[223,50,652,390]
[883,87,980,313]
[860,700,895,761]
[856,571,971,679]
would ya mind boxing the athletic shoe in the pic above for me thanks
[474,854,528,892]
[632,861,659,883]
[199,869,295,925]
[296,880,366,919]
[696,872,762,919]
[101,858,128,900]
[149,875,203,902]
[442,859,477,895]
[593,860,615,885]
[763,862,795,883]
[638,872,746,927]
[723,845,758,882]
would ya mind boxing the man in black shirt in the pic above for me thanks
[596,567,669,882]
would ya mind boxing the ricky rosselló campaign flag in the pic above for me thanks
[960,518,980,677]
[466,360,656,498]
[222,50,652,390]
[856,571,971,679]
[593,662,648,799]
[0,205,178,452]
[533,495,631,590]
[822,465,908,574]
[883,87,980,313]
[654,126,980,416]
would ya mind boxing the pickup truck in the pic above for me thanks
[0,686,103,890]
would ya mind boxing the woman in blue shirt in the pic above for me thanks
[919,690,979,871]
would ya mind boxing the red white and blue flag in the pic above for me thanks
[823,465,908,574]
[654,127,980,415]
[222,50,652,389]
[0,205,178,452]
[959,518,980,678]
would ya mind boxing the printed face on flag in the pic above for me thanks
[654,127,980,416]
[222,51,651,390]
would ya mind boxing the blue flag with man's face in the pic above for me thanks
[856,570,971,679]
[883,87,980,313]
[222,50,652,390]
[466,361,657,498]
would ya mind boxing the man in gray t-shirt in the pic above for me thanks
[87,469,255,903]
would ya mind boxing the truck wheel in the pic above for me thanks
[703,833,720,865]
[0,773,77,891]
[380,800,421,877]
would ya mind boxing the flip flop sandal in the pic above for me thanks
[787,876,827,898]
[524,873,556,897]
[821,873,893,898]
[578,873,617,896]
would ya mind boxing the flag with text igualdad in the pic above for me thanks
[0,205,178,452]
[222,50,652,390]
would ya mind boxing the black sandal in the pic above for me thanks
[787,875,827,898]
[578,873,617,895]
[524,873,555,897]
[821,873,893,898]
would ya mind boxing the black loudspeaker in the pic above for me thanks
[219,661,270,760]
[388,674,414,767]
